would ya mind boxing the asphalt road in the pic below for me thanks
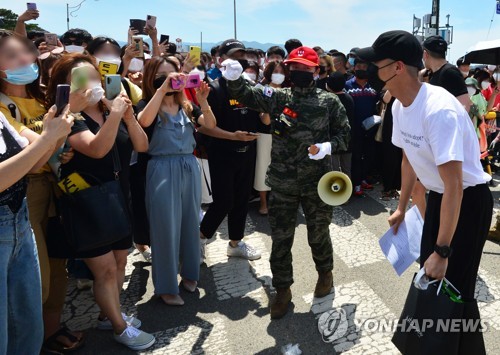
[62,180,500,354]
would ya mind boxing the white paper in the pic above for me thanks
[379,206,424,276]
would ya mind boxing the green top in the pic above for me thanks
[227,77,350,193]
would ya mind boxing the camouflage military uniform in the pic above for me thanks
[227,77,350,288]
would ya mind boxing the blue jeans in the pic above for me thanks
[0,199,43,355]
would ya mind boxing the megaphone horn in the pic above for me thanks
[317,171,353,206]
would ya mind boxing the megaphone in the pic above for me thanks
[317,171,353,206]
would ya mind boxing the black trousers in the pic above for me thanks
[130,162,150,246]
[351,130,377,187]
[200,146,256,240]
[420,183,492,299]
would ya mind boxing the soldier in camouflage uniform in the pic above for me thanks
[221,46,350,319]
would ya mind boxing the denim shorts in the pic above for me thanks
[0,199,43,354]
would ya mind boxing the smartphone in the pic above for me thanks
[146,15,156,29]
[160,34,169,45]
[104,74,122,100]
[70,66,88,92]
[27,2,37,10]
[171,73,201,90]
[44,33,58,46]
[132,36,144,58]
[55,85,70,117]
[129,19,146,35]
[189,46,201,66]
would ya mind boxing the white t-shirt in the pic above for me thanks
[0,112,28,154]
[392,83,491,193]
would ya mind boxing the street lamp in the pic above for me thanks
[66,0,98,30]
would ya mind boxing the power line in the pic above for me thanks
[486,5,496,40]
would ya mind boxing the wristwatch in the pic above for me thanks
[434,244,452,258]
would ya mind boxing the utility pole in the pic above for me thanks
[430,0,440,36]
[233,0,237,39]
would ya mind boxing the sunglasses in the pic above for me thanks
[63,39,84,46]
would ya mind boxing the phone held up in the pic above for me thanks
[160,34,169,45]
[189,46,201,66]
[104,75,122,100]
[146,15,157,29]
[132,36,144,58]
[55,84,70,117]
[44,33,58,46]
[27,2,37,10]
[171,73,201,90]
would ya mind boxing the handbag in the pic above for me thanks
[392,271,486,355]
[59,144,132,253]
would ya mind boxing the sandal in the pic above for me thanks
[41,327,85,354]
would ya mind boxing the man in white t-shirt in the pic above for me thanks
[357,31,492,342]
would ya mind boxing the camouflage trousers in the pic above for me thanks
[268,188,334,288]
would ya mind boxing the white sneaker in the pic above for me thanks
[200,238,207,265]
[114,326,155,351]
[97,313,142,330]
[227,241,261,260]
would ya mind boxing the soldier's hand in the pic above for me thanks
[308,142,331,160]
[221,59,243,81]
[233,131,259,142]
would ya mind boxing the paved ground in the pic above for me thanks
[62,177,500,354]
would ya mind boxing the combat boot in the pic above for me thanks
[488,214,500,242]
[270,287,292,319]
[314,271,333,298]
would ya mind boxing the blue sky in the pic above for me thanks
[6,0,500,63]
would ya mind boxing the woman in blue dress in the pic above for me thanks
[138,56,216,305]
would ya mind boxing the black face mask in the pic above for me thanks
[355,69,369,80]
[153,75,167,90]
[153,75,176,96]
[367,63,397,92]
[290,70,314,88]
[319,65,327,75]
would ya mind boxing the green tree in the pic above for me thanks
[0,8,45,31]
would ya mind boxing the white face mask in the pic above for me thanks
[271,73,285,85]
[242,72,256,83]
[88,82,104,105]
[481,81,490,90]
[190,68,205,81]
[65,45,85,54]
[493,73,500,82]
[460,70,469,78]
[467,87,477,97]
[128,58,144,72]
[488,65,497,72]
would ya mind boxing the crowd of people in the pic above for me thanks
[0,6,499,354]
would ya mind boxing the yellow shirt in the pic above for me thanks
[0,96,50,173]
[122,78,143,106]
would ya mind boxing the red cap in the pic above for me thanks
[284,46,319,67]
